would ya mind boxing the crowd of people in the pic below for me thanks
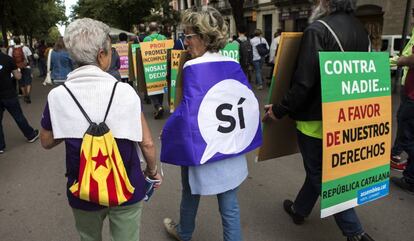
[1,0,413,241]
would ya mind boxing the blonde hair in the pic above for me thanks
[181,7,228,52]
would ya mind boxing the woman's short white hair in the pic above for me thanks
[64,18,111,66]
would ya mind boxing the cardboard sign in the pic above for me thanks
[219,42,239,62]
[129,43,140,85]
[257,33,302,162]
[170,50,185,113]
[140,40,174,96]
[135,48,148,96]
[320,52,391,218]
[172,52,189,110]
[112,43,129,79]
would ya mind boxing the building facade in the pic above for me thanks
[255,0,280,44]
[208,0,280,44]
[273,0,312,32]
[172,0,414,48]
[357,0,413,36]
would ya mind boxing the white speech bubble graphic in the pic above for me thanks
[198,79,259,164]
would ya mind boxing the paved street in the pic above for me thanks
[0,74,413,241]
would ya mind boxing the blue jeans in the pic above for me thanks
[0,97,36,150]
[252,59,264,86]
[177,167,242,241]
[293,131,364,237]
[38,58,47,77]
[396,99,414,183]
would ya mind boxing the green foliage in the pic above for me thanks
[46,26,61,44]
[142,0,181,28]
[0,0,66,42]
[71,0,180,34]
[71,0,153,32]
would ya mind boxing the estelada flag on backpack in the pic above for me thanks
[64,82,135,207]
[161,53,262,166]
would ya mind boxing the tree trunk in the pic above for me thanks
[229,0,245,32]
[0,0,8,47]
[1,24,7,47]
[29,33,33,49]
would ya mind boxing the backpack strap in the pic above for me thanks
[63,84,93,124]
[179,38,184,50]
[317,20,345,52]
[63,82,120,124]
[318,20,371,52]
[368,37,372,52]
[103,81,120,122]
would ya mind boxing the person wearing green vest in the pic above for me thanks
[390,27,414,171]
[144,22,167,119]
[262,0,375,241]
[144,22,167,42]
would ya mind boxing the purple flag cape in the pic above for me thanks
[161,54,262,166]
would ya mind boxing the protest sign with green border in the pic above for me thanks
[320,52,391,218]
[170,50,184,113]
[219,42,239,62]
[130,43,140,80]
[112,43,129,78]
[140,40,173,96]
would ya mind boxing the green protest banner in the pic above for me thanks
[140,40,173,96]
[219,42,239,62]
[130,43,140,80]
[320,52,391,218]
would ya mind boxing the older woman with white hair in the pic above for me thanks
[40,18,161,241]
[162,6,262,241]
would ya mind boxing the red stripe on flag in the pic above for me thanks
[72,150,88,197]
[106,171,119,206]
[79,150,87,183]
[111,152,133,200]
[89,175,99,204]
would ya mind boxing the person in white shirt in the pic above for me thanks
[8,37,33,103]
[250,29,269,90]
[267,30,282,82]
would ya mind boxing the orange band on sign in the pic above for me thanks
[140,40,174,65]
[147,81,167,91]
[322,96,392,182]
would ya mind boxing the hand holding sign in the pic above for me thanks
[198,79,259,164]
[262,104,277,122]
